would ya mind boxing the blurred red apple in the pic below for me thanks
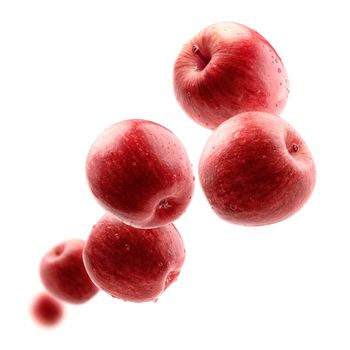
[40,239,99,304]
[83,213,185,303]
[86,119,194,228]
[173,22,289,129]
[31,293,64,327]
[199,112,316,226]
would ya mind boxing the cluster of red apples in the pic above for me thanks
[32,22,316,327]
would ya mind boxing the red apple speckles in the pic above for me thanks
[31,293,64,327]
[40,239,99,304]
[174,22,289,129]
[83,213,186,303]
[86,119,194,228]
[199,112,316,226]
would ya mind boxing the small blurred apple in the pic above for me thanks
[31,293,64,327]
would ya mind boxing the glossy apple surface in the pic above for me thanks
[83,213,185,303]
[174,22,289,129]
[40,239,99,304]
[31,293,64,327]
[86,119,194,228]
[199,112,316,226]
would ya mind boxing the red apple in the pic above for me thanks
[31,293,64,327]
[40,239,99,304]
[173,22,289,129]
[199,112,316,226]
[83,213,186,303]
[86,119,194,228]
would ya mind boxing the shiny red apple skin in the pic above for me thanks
[86,119,194,228]
[173,22,289,129]
[199,112,316,226]
[31,293,64,327]
[40,239,99,304]
[83,213,186,303]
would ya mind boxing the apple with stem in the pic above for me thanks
[199,111,316,226]
[86,119,194,228]
[83,213,186,303]
[174,22,289,129]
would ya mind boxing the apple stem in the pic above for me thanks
[292,144,299,152]
[158,199,172,210]
[192,45,210,66]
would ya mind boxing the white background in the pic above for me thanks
[1,0,349,349]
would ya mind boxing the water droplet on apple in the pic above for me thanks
[234,131,241,139]
[124,244,130,251]
[229,203,238,212]
[257,89,261,94]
